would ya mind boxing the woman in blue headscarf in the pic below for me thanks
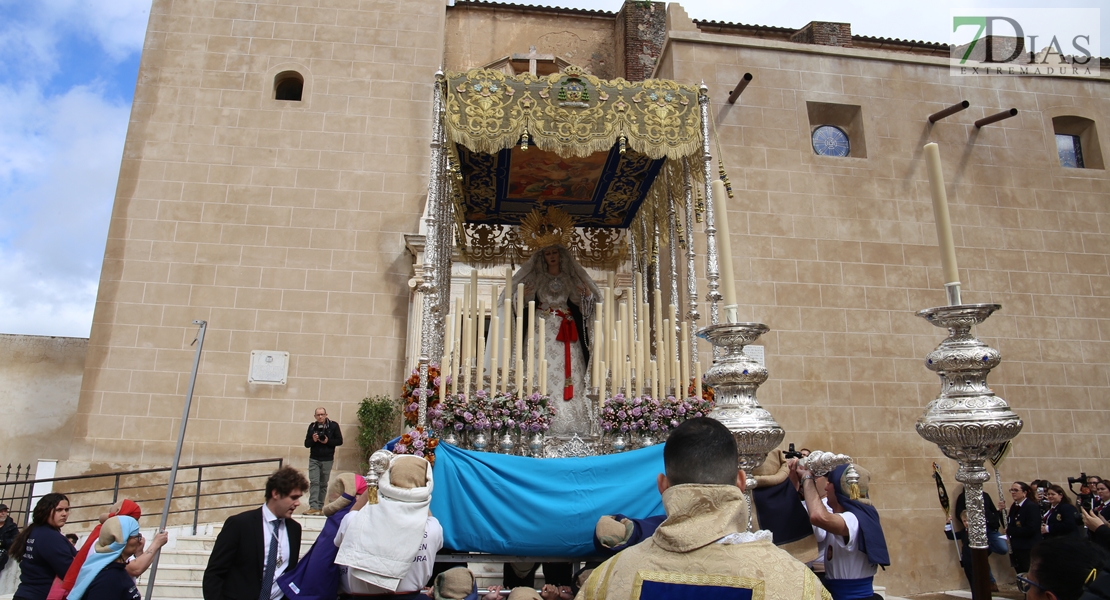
[793,460,889,600]
[69,515,143,600]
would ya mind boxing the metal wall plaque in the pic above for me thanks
[248,350,289,385]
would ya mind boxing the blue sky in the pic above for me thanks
[0,0,1104,338]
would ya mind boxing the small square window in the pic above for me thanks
[1056,133,1084,168]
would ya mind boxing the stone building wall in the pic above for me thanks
[662,15,1109,594]
[0,334,87,466]
[445,2,616,78]
[67,0,446,476]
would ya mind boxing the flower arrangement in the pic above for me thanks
[600,393,716,436]
[401,364,445,427]
[393,426,439,465]
[512,392,555,434]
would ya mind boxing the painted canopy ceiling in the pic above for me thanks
[444,67,703,230]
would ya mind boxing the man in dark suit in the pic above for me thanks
[204,466,310,600]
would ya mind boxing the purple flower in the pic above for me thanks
[694,412,703,418]
[395,443,408,453]
[617,410,627,419]
[631,407,642,417]
[454,422,464,431]
[413,450,424,458]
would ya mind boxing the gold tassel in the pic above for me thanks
[849,483,861,501]
[367,487,379,505]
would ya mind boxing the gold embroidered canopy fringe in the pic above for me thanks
[445,66,703,161]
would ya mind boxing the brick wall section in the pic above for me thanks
[667,37,1109,594]
[67,0,445,474]
[618,1,666,81]
[790,21,852,48]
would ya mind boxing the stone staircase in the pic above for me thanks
[140,514,329,599]
[0,514,502,600]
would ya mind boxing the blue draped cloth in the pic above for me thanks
[429,442,666,556]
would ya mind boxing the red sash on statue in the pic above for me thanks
[553,309,577,400]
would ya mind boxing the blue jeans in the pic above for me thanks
[988,530,1008,555]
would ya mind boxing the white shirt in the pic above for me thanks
[261,504,291,600]
[334,514,443,594]
[815,511,876,580]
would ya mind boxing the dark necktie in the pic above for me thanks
[259,518,283,600]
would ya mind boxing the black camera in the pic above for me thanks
[313,422,329,439]
[784,443,803,459]
[1069,472,1089,486]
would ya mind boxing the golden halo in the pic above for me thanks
[519,206,575,251]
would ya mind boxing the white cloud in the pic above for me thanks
[0,83,130,337]
[0,0,149,79]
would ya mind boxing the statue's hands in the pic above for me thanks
[483,585,504,600]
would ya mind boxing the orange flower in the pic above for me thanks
[400,434,412,444]
[428,438,439,449]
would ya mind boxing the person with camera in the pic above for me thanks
[0,504,17,574]
[304,407,343,516]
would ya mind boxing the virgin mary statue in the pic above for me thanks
[503,244,601,437]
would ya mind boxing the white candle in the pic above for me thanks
[477,300,487,392]
[490,314,500,394]
[619,302,628,390]
[470,269,479,315]
[669,316,679,394]
[451,300,462,395]
[599,360,607,407]
[527,300,536,392]
[502,297,511,394]
[463,315,472,394]
[540,358,548,396]
[516,358,524,396]
[663,318,671,394]
[617,317,626,388]
[924,142,960,287]
[592,312,601,387]
[439,353,449,401]
[651,358,658,401]
[712,179,739,322]
[537,316,546,394]
[695,360,702,399]
[515,283,524,394]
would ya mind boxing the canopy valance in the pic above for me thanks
[444,66,703,161]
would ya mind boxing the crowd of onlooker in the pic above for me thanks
[942,473,1110,600]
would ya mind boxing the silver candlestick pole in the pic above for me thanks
[698,322,785,531]
[915,303,1022,599]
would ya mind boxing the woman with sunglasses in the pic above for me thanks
[1017,537,1110,600]
[1043,485,1081,539]
[68,516,144,600]
[1004,481,1043,574]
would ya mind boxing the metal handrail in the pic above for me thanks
[0,457,283,533]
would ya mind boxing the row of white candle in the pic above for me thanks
[435,269,705,403]
[438,269,553,400]
[591,274,702,406]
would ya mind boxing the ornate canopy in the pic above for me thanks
[443,66,707,266]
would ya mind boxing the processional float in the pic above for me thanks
[403,65,784,480]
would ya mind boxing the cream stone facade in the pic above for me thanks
[66,0,1108,594]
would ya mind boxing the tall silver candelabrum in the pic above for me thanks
[698,322,785,531]
[915,304,1022,550]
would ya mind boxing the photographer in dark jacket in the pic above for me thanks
[304,407,343,515]
[0,503,18,573]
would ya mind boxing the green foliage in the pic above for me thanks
[356,395,400,471]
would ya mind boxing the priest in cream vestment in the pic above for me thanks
[577,418,830,600]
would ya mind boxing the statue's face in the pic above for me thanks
[543,247,560,267]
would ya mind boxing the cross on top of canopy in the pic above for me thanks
[441,66,708,267]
